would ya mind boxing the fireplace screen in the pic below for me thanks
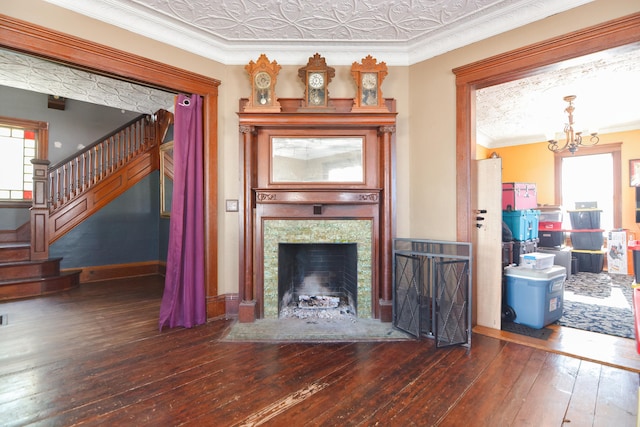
[278,243,358,319]
[393,239,472,348]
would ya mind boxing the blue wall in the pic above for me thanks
[51,172,168,269]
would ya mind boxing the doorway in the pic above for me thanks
[454,14,640,362]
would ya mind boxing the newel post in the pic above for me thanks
[30,159,50,261]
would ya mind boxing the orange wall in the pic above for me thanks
[485,129,640,233]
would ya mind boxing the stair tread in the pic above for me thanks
[0,257,63,268]
[0,269,82,286]
[0,242,30,249]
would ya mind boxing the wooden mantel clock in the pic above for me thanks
[244,54,282,113]
[298,53,335,111]
[351,55,389,112]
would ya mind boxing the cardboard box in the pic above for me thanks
[607,230,628,274]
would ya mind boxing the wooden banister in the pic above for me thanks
[48,114,156,211]
[29,109,173,256]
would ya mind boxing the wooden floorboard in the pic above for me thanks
[0,275,637,426]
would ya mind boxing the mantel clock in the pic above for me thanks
[298,53,335,111]
[244,54,281,113]
[351,55,389,112]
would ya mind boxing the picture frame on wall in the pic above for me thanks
[630,159,640,187]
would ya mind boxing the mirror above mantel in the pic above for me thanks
[271,136,364,183]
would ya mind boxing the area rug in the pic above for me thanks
[556,272,635,339]
[222,318,413,342]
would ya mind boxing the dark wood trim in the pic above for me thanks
[0,14,220,318]
[238,99,396,321]
[553,142,623,227]
[71,260,165,283]
[0,221,31,243]
[0,115,49,160]
[454,12,640,244]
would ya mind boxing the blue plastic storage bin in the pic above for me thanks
[502,209,540,241]
[505,265,566,329]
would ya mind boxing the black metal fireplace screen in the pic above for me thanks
[393,239,472,348]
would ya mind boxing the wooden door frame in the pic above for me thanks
[0,14,222,318]
[453,13,640,244]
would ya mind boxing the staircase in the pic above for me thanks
[0,242,81,300]
[0,109,173,301]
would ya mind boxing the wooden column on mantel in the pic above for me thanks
[237,98,397,322]
[238,124,257,322]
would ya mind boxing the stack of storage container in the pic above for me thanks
[502,183,540,264]
[568,205,605,273]
[536,206,573,279]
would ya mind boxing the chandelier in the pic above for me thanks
[547,95,599,154]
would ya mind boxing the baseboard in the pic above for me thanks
[66,260,166,283]
[63,263,241,320]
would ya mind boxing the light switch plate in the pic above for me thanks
[226,199,239,212]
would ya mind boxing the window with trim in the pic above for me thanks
[554,143,622,229]
[0,116,48,205]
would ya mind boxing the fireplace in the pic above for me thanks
[262,218,372,319]
[278,243,358,318]
[237,98,397,322]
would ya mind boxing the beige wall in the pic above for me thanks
[2,0,638,295]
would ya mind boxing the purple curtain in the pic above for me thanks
[159,94,206,329]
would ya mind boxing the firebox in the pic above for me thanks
[278,243,358,318]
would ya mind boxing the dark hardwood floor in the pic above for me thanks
[0,275,637,426]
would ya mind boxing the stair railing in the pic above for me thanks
[47,114,157,211]
[29,109,173,261]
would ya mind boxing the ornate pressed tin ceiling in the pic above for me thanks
[43,0,592,66]
[0,49,175,114]
[477,45,640,147]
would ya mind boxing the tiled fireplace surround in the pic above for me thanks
[262,217,374,319]
[237,98,397,323]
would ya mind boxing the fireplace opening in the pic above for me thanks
[278,243,358,319]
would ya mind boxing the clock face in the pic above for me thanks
[254,71,271,89]
[308,72,325,89]
[362,73,377,90]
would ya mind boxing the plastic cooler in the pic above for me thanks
[505,265,566,329]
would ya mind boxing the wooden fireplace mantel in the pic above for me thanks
[238,98,397,322]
